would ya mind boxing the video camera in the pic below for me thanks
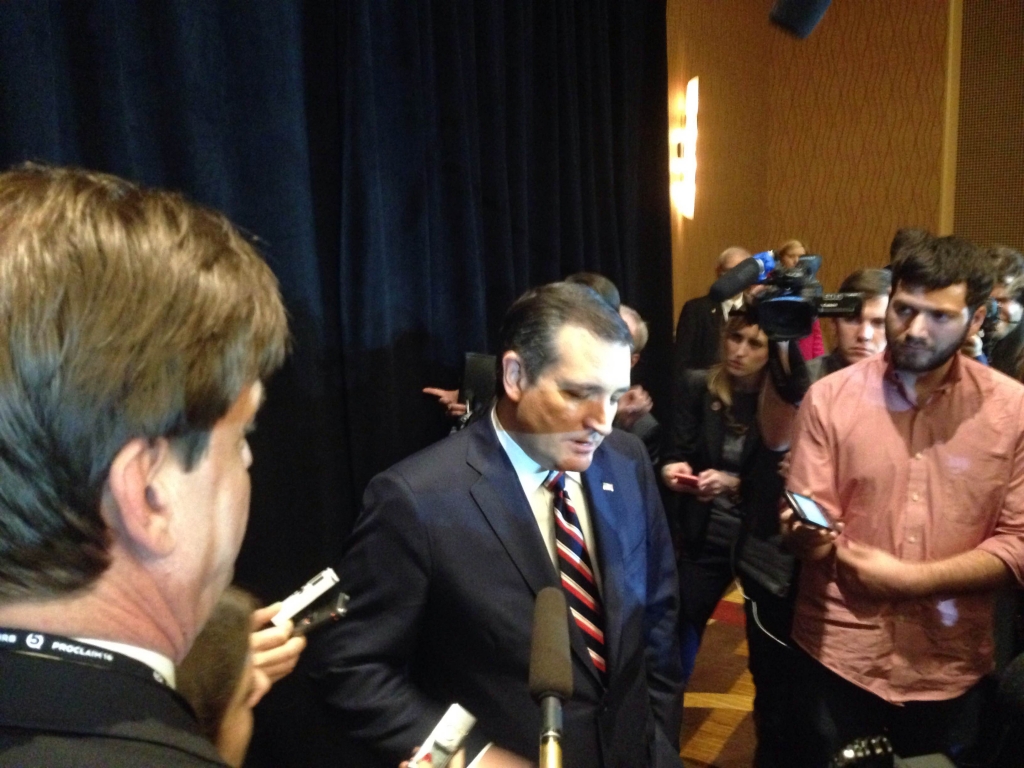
[709,250,862,341]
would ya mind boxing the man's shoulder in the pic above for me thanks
[0,651,223,766]
[680,294,715,314]
[375,421,485,492]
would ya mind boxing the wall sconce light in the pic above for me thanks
[670,76,698,219]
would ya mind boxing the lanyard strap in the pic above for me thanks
[0,627,170,688]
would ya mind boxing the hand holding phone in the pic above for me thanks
[784,490,835,530]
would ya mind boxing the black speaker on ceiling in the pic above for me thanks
[769,0,832,39]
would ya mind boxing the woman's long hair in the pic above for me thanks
[706,312,767,434]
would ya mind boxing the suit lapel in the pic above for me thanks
[466,421,558,598]
[581,452,626,683]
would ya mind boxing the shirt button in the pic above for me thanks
[907,535,918,543]
[914,452,922,460]
[911,492,920,502]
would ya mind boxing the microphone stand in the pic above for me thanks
[539,696,563,768]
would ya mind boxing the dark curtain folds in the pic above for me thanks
[0,1,670,764]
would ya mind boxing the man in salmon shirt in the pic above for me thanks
[782,232,1024,765]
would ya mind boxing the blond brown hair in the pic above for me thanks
[0,165,288,601]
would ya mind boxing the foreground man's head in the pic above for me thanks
[0,164,288,660]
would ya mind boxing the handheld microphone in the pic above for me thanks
[708,251,776,303]
[529,587,573,768]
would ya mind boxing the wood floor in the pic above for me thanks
[679,584,757,767]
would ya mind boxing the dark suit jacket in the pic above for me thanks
[663,369,764,550]
[0,649,224,767]
[309,418,683,768]
[672,295,724,378]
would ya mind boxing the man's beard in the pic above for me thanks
[887,326,969,374]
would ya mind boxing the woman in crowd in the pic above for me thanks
[774,238,824,360]
[661,311,772,676]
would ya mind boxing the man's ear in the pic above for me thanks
[630,352,640,369]
[501,351,529,403]
[105,438,177,557]
[969,303,987,337]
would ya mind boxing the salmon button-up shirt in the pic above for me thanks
[788,352,1024,703]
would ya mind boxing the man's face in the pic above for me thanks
[885,284,980,373]
[170,381,263,642]
[834,295,889,364]
[503,325,631,472]
[990,282,1023,341]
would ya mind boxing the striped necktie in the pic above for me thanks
[546,471,607,683]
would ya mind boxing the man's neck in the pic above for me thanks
[894,356,955,405]
[0,562,188,662]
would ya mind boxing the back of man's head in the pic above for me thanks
[0,164,288,604]
[564,272,621,311]
[716,246,750,276]
[890,233,991,311]
[495,282,632,397]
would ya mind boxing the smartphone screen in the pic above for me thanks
[785,491,834,530]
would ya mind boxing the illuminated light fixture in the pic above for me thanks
[670,76,699,219]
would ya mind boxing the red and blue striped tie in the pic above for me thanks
[546,471,607,683]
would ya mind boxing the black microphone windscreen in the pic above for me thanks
[529,587,573,702]
[709,257,763,303]
[769,0,832,39]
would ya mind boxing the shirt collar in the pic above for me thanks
[76,637,177,688]
[490,407,582,492]
[883,349,963,405]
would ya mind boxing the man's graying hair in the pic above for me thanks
[496,282,632,397]
[0,164,288,602]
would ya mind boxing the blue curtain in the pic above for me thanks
[0,2,670,762]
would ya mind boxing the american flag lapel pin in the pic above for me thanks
[602,482,614,492]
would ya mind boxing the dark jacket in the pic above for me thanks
[308,417,684,768]
[0,648,224,767]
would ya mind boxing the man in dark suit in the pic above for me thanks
[311,283,684,767]
[0,166,289,766]
[672,247,750,376]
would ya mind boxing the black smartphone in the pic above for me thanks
[784,490,835,531]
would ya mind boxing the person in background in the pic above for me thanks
[807,268,891,379]
[774,239,824,361]
[178,587,272,768]
[984,246,1024,378]
[616,304,661,464]
[0,164,288,766]
[673,246,751,377]
[662,311,771,678]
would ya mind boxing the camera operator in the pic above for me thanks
[782,233,1024,764]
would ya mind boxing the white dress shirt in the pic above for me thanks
[490,408,603,594]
